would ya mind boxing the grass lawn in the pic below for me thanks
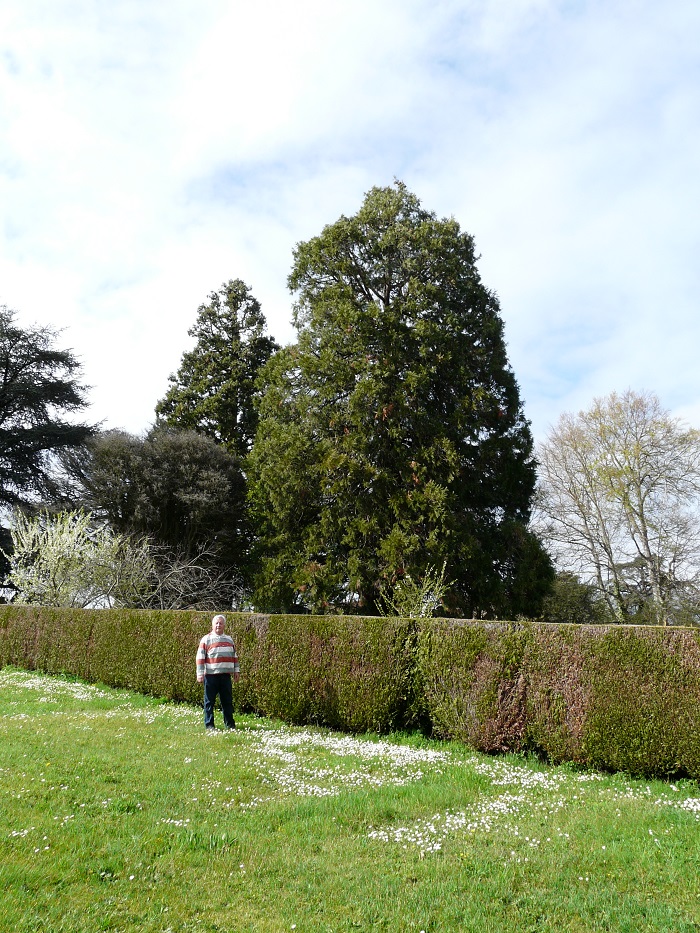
[1,667,699,932]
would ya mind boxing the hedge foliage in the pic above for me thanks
[2,605,699,779]
[0,606,419,735]
[417,619,700,778]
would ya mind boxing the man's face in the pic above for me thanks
[212,617,225,636]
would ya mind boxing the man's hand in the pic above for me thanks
[234,672,241,683]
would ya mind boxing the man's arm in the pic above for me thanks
[196,638,207,683]
[231,637,241,682]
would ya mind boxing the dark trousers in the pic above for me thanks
[203,673,235,729]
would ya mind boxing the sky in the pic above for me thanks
[1,0,699,443]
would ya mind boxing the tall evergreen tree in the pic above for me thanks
[155,280,278,457]
[248,183,552,616]
[0,306,93,510]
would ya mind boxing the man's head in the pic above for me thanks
[211,614,226,635]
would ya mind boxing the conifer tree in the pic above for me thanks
[248,183,552,616]
[0,306,92,509]
[156,280,278,457]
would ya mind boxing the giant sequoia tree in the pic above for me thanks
[155,280,278,457]
[248,183,551,616]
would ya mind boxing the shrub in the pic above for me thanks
[0,607,417,734]
[379,563,452,618]
[580,627,700,777]
[226,614,418,733]
[2,606,700,778]
[417,620,531,752]
[523,624,591,764]
[417,619,700,778]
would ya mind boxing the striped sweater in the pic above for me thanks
[196,632,240,681]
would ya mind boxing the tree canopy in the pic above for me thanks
[248,183,552,616]
[0,307,93,509]
[536,390,700,625]
[155,280,278,457]
[66,426,249,573]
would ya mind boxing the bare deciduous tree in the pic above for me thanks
[141,544,249,611]
[535,390,700,625]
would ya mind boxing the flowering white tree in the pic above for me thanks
[3,509,153,608]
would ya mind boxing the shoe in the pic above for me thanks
[206,727,217,734]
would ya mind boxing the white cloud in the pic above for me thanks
[1,0,699,440]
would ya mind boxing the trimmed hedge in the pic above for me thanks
[417,619,700,778]
[0,606,418,735]
[2,605,700,778]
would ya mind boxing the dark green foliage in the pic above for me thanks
[418,620,531,751]
[0,525,12,584]
[0,605,230,704]
[155,279,278,458]
[243,615,419,732]
[67,425,248,570]
[416,619,489,741]
[249,182,552,617]
[0,604,96,681]
[0,306,93,509]
[580,629,700,776]
[3,605,700,778]
[540,571,610,625]
[521,624,589,764]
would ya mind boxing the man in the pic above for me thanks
[196,614,240,731]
